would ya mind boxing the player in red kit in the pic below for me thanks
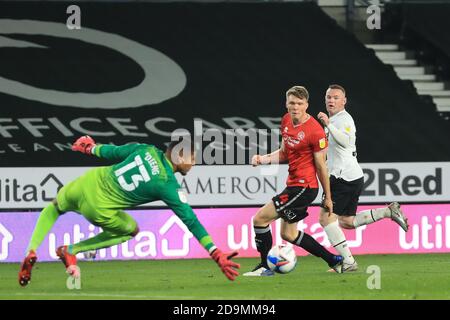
[243,86,344,276]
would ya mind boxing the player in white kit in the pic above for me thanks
[317,84,409,272]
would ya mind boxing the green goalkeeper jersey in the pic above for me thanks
[91,143,215,252]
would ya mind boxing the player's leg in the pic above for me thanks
[334,175,408,231]
[56,209,138,277]
[18,176,79,286]
[320,208,356,270]
[243,201,279,276]
[280,221,343,272]
[68,210,139,255]
[338,176,379,229]
[319,176,357,269]
[276,187,343,273]
[19,200,63,286]
[25,199,64,254]
[348,203,409,232]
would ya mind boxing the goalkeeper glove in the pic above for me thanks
[210,249,240,281]
[72,135,96,155]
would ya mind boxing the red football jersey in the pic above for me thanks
[280,113,328,188]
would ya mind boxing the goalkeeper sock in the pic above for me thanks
[353,207,390,228]
[254,225,272,269]
[324,220,355,265]
[26,203,61,254]
[293,231,336,266]
[69,231,132,255]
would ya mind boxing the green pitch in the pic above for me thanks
[1,253,449,300]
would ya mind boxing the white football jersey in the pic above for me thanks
[325,110,364,181]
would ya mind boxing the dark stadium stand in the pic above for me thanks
[401,3,450,61]
[380,3,450,115]
[0,1,449,166]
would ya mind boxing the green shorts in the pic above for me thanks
[56,167,137,235]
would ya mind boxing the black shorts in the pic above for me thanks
[326,175,364,216]
[272,187,318,224]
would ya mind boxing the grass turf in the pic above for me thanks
[1,253,449,300]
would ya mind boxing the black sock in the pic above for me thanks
[254,225,272,268]
[292,231,336,266]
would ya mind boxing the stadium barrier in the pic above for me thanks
[1,204,449,263]
[0,162,448,209]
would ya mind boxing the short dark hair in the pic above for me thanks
[328,84,346,96]
[286,86,309,101]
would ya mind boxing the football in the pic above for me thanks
[267,244,297,274]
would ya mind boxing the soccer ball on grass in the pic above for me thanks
[267,244,297,274]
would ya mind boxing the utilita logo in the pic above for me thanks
[47,216,195,260]
[0,19,186,109]
[400,215,450,250]
[0,174,63,203]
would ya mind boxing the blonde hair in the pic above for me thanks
[286,86,309,101]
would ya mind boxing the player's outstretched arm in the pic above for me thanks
[211,249,240,281]
[72,135,148,162]
[72,135,96,155]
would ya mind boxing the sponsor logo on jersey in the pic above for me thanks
[284,209,297,220]
[177,189,188,203]
[279,194,289,204]
[283,136,300,147]
[319,138,326,149]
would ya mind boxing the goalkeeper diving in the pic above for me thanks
[18,136,240,286]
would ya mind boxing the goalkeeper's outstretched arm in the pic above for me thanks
[71,135,146,163]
